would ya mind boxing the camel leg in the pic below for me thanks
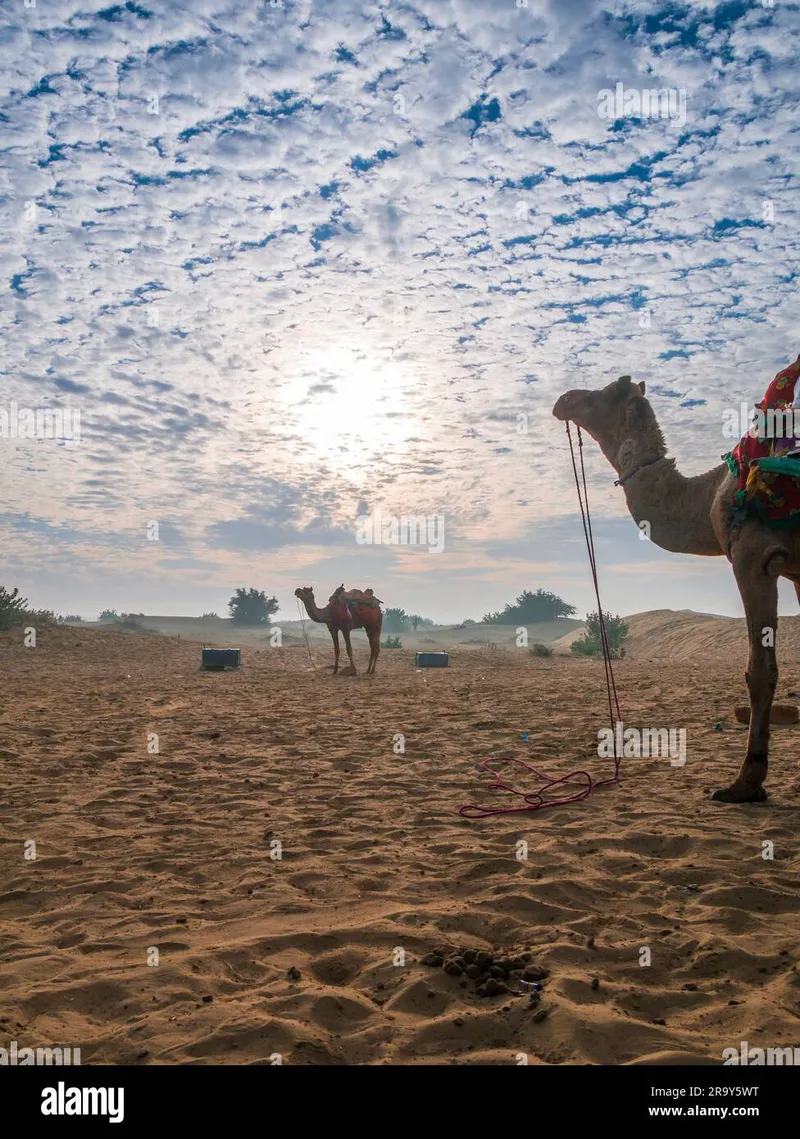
[342,628,357,674]
[713,540,784,803]
[328,625,340,674]
[367,629,380,674]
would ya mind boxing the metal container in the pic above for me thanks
[201,648,241,671]
[414,651,449,668]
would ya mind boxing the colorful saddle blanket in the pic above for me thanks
[328,585,382,623]
[724,356,800,528]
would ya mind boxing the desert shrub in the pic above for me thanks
[530,642,553,657]
[27,609,57,625]
[0,586,30,630]
[201,611,220,619]
[119,617,145,631]
[381,635,403,649]
[571,611,628,659]
[56,614,83,624]
[98,609,119,622]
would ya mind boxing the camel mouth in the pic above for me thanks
[552,395,571,422]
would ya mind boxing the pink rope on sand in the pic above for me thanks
[458,423,622,818]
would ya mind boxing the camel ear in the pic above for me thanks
[638,381,646,395]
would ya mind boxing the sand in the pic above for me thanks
[1,620,799,1065]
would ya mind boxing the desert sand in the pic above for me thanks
[1,616,799,1065]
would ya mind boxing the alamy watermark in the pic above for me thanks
[356,511,445,554]
[723,402,800,441]
[723,1041,800,1065]
[597,721,687,766]
[1,1040,81,1065]
[598,82,687,126]
[1,403,81,448]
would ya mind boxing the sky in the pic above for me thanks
[2,0,799,624]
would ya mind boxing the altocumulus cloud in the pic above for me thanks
[1,0,799,618]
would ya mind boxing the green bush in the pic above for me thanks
[570,611,628,659]
[381,635,403,649]
[0,586,30,630]
[530,642,553,657]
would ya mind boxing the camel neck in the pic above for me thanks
[303,599,330,623]
[618,454,727,555]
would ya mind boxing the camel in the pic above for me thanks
[553,373,800,804]
[294,585,383,675]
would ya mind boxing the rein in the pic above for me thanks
[458,422,622,819]
[614,455,663,487]
[296,598,320,674]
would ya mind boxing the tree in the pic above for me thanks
[98,609,119,622]
[201,611,219,619]
[0,586,29,631]
[408,614,434,630]
[571,611,628,658]
[483,589,576,624]
[383,607,409,633]
[228,587,278,626]
[56,614,83,624]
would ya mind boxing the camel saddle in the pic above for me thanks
[328,584,382,622]
[724,355,800,529]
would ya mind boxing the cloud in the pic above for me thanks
[2,0,798,618]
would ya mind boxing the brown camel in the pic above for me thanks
[294,585,383,675]
[553,374,800,803]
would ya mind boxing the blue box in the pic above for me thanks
[414,652,449,668]
[201,648,241,671]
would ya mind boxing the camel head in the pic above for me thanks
[294,586,315,603]
[553,375,649,456]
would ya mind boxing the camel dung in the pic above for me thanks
[422,953,444,967]
[734,703,798,725]
[421,943,549,1000]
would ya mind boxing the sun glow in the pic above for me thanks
[278,344,413,471]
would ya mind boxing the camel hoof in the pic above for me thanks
[711,784,768,804]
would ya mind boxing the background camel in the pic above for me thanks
[294,585,383,675]
[553,373,800,803]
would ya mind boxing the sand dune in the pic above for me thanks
[552,608,800,663]
[1,617,799,1065]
